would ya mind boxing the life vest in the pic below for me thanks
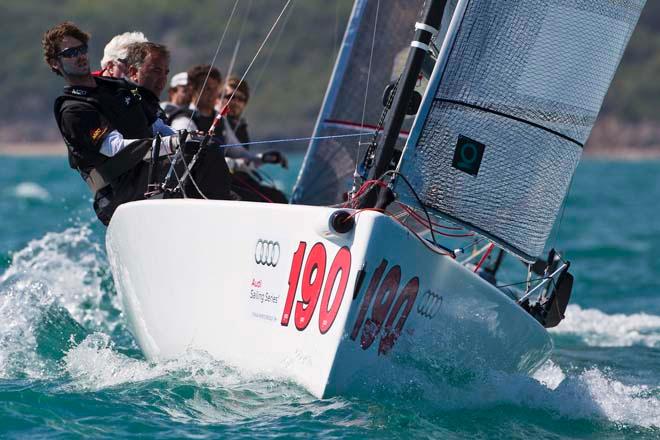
[137,86,168,126]
[54,77,156,224]
[54,76,154,178]
[226,116,250,148]
[167,107,216,132]
[161,102,181,122]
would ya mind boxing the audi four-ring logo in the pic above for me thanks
[255,239,280,267]
[416,290,443,319]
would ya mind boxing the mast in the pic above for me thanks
[361,0,447,207]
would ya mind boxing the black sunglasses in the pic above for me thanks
[58,44,88,59]
[222,91,247,102]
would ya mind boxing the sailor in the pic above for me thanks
[217,76,251,148]
[218,77,289,203]
[169,64,223,132]
[122,42,233,202]
[43,22,232,225]
[96,31,148,78]
[160,72,191,121]
[124,41,173,132]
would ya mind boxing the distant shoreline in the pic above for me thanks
[583,148,660,160]
[0,142,67,157]
[2,142,660,160]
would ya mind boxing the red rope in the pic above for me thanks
[396,204,474,237]
[395,202,464,230]
[232,174,275,203]
[349,207,452,257]
[473,243,495,273]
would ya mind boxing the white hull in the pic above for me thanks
[106,200,552,398]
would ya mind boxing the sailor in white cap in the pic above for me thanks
[160,72,191,120]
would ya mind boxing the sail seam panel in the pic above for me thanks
[435,98,584,148]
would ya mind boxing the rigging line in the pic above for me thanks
[222,0,293,115]
[333,1,341,60]
[217,132,369,149]
[457,236,489,253]
[219,40,242,105]
[220,0,251,89]
[350,207,452,257]
[250,0,295,97]
[496,277,552,290]
[163,0,239,195]
[186,0,241,133]
[357,0,381,151]
[383,169,439,247]
[216,0,249,103]
[236,0,254,42]
[473,243,495,273]
[551,174,575,262]
[171,159,188,198]
[180,0,289,199]
[173,146,208,199]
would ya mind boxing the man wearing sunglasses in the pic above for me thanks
[218,77,288,203]
[43,22,232,225]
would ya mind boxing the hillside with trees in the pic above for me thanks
[1,0,658,155]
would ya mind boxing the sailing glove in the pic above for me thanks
[159,134,181,155]
[161,130,214,156]
[259,150,288,169]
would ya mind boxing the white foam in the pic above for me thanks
[550,305,660,347]
[531,364,660,428]
[0,226,120,378]
[531,359,565,390]
[63,333,164,389]
[62,332,255,392]
[60,332,353,425]
[1,225,120,331]
[392,357,659,429]
[11,182,51,201]
[0,279,51,379]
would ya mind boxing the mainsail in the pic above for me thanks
[291,0,426,206]
[395,0,646,262]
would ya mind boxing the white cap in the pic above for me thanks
[170,72,188,88]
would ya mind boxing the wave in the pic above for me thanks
[9,182,51,201]
[61,332,352,427]
[529,361,660,429]
[0,225,120,378]
[60,335,660,429]
[1,226,658,430]
[550,305,660,348]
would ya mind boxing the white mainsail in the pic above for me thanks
[395,0,646,261]
[291,0,426,205]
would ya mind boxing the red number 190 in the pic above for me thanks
[281,241,351,334]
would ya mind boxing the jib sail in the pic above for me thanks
[292,0,427,205]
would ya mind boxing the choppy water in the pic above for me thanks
[1,156,659,438]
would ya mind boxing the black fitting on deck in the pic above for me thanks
[330,210,355,234]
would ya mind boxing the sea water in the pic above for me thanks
[0,155,658,438]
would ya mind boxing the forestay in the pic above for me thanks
[292,0,426,206]
[395,0,646,261]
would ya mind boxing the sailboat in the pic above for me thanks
[106,0,646,398]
